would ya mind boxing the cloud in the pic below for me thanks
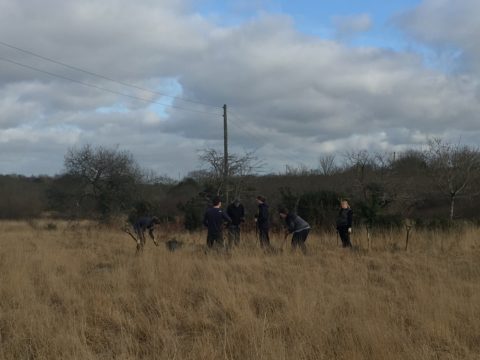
[0,0,480,176]
[397,0,480,73]
[333,13,373,40]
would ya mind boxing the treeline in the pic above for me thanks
[2,139,480,231]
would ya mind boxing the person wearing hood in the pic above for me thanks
[226,198,245,247]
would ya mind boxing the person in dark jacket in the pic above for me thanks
[226,198,245,247]
[336,199,353,248]
[255,195,271,249]
[279,208,310,254]
[133,216,161,251]
[203,196,232,248]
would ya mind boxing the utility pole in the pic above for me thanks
[223,104,229,204]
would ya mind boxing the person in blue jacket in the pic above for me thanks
[203,196,232,248]
[133,216,161,251]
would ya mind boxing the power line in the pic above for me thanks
[0,55,222,117]
[0,40,221,110]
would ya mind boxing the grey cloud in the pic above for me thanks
[333,13,372,40]
[1,0,480,175]
[397,0,480,73]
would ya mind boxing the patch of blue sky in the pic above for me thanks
[94,78,184,117]
[197,0,422,51]
[147,77,184,118]
[197,1,453,73]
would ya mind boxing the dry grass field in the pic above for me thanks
[0,220,479,360]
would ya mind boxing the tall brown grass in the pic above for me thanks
[0,220,479,359]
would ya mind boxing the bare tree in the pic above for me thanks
[318,154,337,176]
[198,148,264,200]
[284,163,312,176]
[342,149,376,200]
[63,144,143,218]
[342,150,396,249]
[423,138,480,220]
[198,148,225,196]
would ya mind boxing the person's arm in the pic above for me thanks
[258,206,268,224]
[203,211,209,227]
[286,215,295,234]
[222,211,232,224]
[240,205,245,222]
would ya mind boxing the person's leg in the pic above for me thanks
[258,228,265,247]
[291,233,300,251]
[338,228,346,247]
[214,233,224,248]
[148,227,158,246]
[259,228,270,248]
[234,225,240,246]
[228,226,238,248]
[133,226,142,253]
[345,230,352,247]
[137,231,146,252]
[299,229,309,254]
[291,230,308,254]
[339,228,351,248]
[207,233,215,248]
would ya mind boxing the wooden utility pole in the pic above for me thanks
[223,104,229,204]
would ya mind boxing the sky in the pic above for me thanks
[1,0,480,177]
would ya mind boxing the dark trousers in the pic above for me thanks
[134,227,155,251]
[337,227,352,248]
[291,229,309,254]
[258,227,270,248]
[207,232,224,248]
[228,225,241,247]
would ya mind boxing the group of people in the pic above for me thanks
[132,197,354,253]
[202,196,354,253]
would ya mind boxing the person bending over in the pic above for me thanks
[279,208,310,254]
[133,216,161,251]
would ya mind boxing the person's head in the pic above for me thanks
[233,198,241,207]
[212,196,222,208]
[256,195,266,204]
[278,207,289,219]
[340,199,350,209]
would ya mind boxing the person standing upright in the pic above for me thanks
[336,199,353,248]
[203,196,232,249]
[226,198,245,247]
[255,195,271,249]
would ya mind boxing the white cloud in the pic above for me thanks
[0,0,479,176]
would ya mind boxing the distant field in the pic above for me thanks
[0,220,479,359]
